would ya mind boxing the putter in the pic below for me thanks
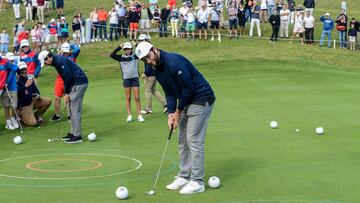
[5,87,23,134]
[146,125,174,196]
[51,102,69,142]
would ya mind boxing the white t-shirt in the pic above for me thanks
[197,8,209,23]
[267,0,275,6]
[280,9,290,22]
[186,11,196,23]
[303,15,315,28]
[179,7,188,20]
[260,0,267,10]
[108,11,119,24]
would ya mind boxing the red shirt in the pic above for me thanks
[18,31,29,43]
[37,0,45,6]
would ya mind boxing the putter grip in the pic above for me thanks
[167,125,174,140]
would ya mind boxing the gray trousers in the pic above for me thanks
[69,84,88,137]
[178,102,214,183]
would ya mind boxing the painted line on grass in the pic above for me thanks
[0,153,142,180]
[26,159,103,172]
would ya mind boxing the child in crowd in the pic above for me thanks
[0,28,10,55]
[72,16,81,45]
[348,23,357,50]
[186,7,196,41]
[30,24,40,51]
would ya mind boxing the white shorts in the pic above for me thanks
[140,19,150,29]
[349,36,356,42]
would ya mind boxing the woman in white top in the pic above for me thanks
[289,11,304,44]
[303,10,315,45]
[260,0,267,23]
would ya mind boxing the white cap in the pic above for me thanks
[61,42,70,52]
[5,52,14,61]
[50,18,56,23]
[18,61,27,70]
[138,34,149,41]
[123,42,132,49]
[42,25,47,29]
[61,16,65,20]
[325,12,330,16]
[135,42,153,60]
[20,39,30,48]
[38,50,50,67]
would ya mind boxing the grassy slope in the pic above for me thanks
[0,0,360,203]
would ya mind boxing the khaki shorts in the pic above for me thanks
[1,91,17,108]
[140,19,150,29]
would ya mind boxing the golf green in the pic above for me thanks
[1,0,360,202]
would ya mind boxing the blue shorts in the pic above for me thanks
[229,19,238,29]
[61,32,69,39]
[197,22,208,30]
[56,0,64,9]
[123,78,139,88]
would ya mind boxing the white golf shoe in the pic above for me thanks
[179,180,205,195]
[138,115,145,123]
[11,118,19,129]
[166,176,189,190]
[5,121,15,130]
[126,115,132,122]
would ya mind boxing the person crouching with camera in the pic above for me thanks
[17,62,51,126]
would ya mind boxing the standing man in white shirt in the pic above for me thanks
[196,4,210,40]
[108,6,119,41]
[303,10,314,45]
[279,4,290,38]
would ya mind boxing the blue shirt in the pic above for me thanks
[251,5,260,19]
[7,62,18,91]
[320,16,334,31]
[52,55,88,94]
[152,50,215,113]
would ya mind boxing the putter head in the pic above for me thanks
[145,190,156,196]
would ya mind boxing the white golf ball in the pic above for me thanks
[48,139,52,143]
[115,186,128,200]
[208,176,221,189]
[270,121,278,129]
[148,190,155,195]
[316,127,324,135]
[296,129,300,132]
[88,133,96,142]
[13,136,23,145]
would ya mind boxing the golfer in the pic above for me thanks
[38,50,88,144]
[135,42,215,195]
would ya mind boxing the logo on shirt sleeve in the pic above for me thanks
[178,70,182,75]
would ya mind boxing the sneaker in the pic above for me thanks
[49,114,60,122]
[104,39,108,42]
[179,180,205,195]
[141,108,153,114]
[126,115,132,122]
[64,136,83,144]
[61,133,74,141]
[11,118,19,129]
[5,122,15,130]
[138,115,145,122]
[163,105,168,114]
[211,37,214,41]
[166,176,189,190]
[37,117,44,124]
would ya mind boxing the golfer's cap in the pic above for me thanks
[138,34,149,41]
[20,39,29,48]
[61,16,66,20]
[61,42,70,53]
[183,2,186,5]
[135,42,153,60]
[42,25,47,29]
[325,12,330,16]
[18,61,27,70]
[5,52,14,61]
[38,50,50,68]
[50,18,56,23]
[123,42,132,49]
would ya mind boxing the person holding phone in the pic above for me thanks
[17,62,51,126]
